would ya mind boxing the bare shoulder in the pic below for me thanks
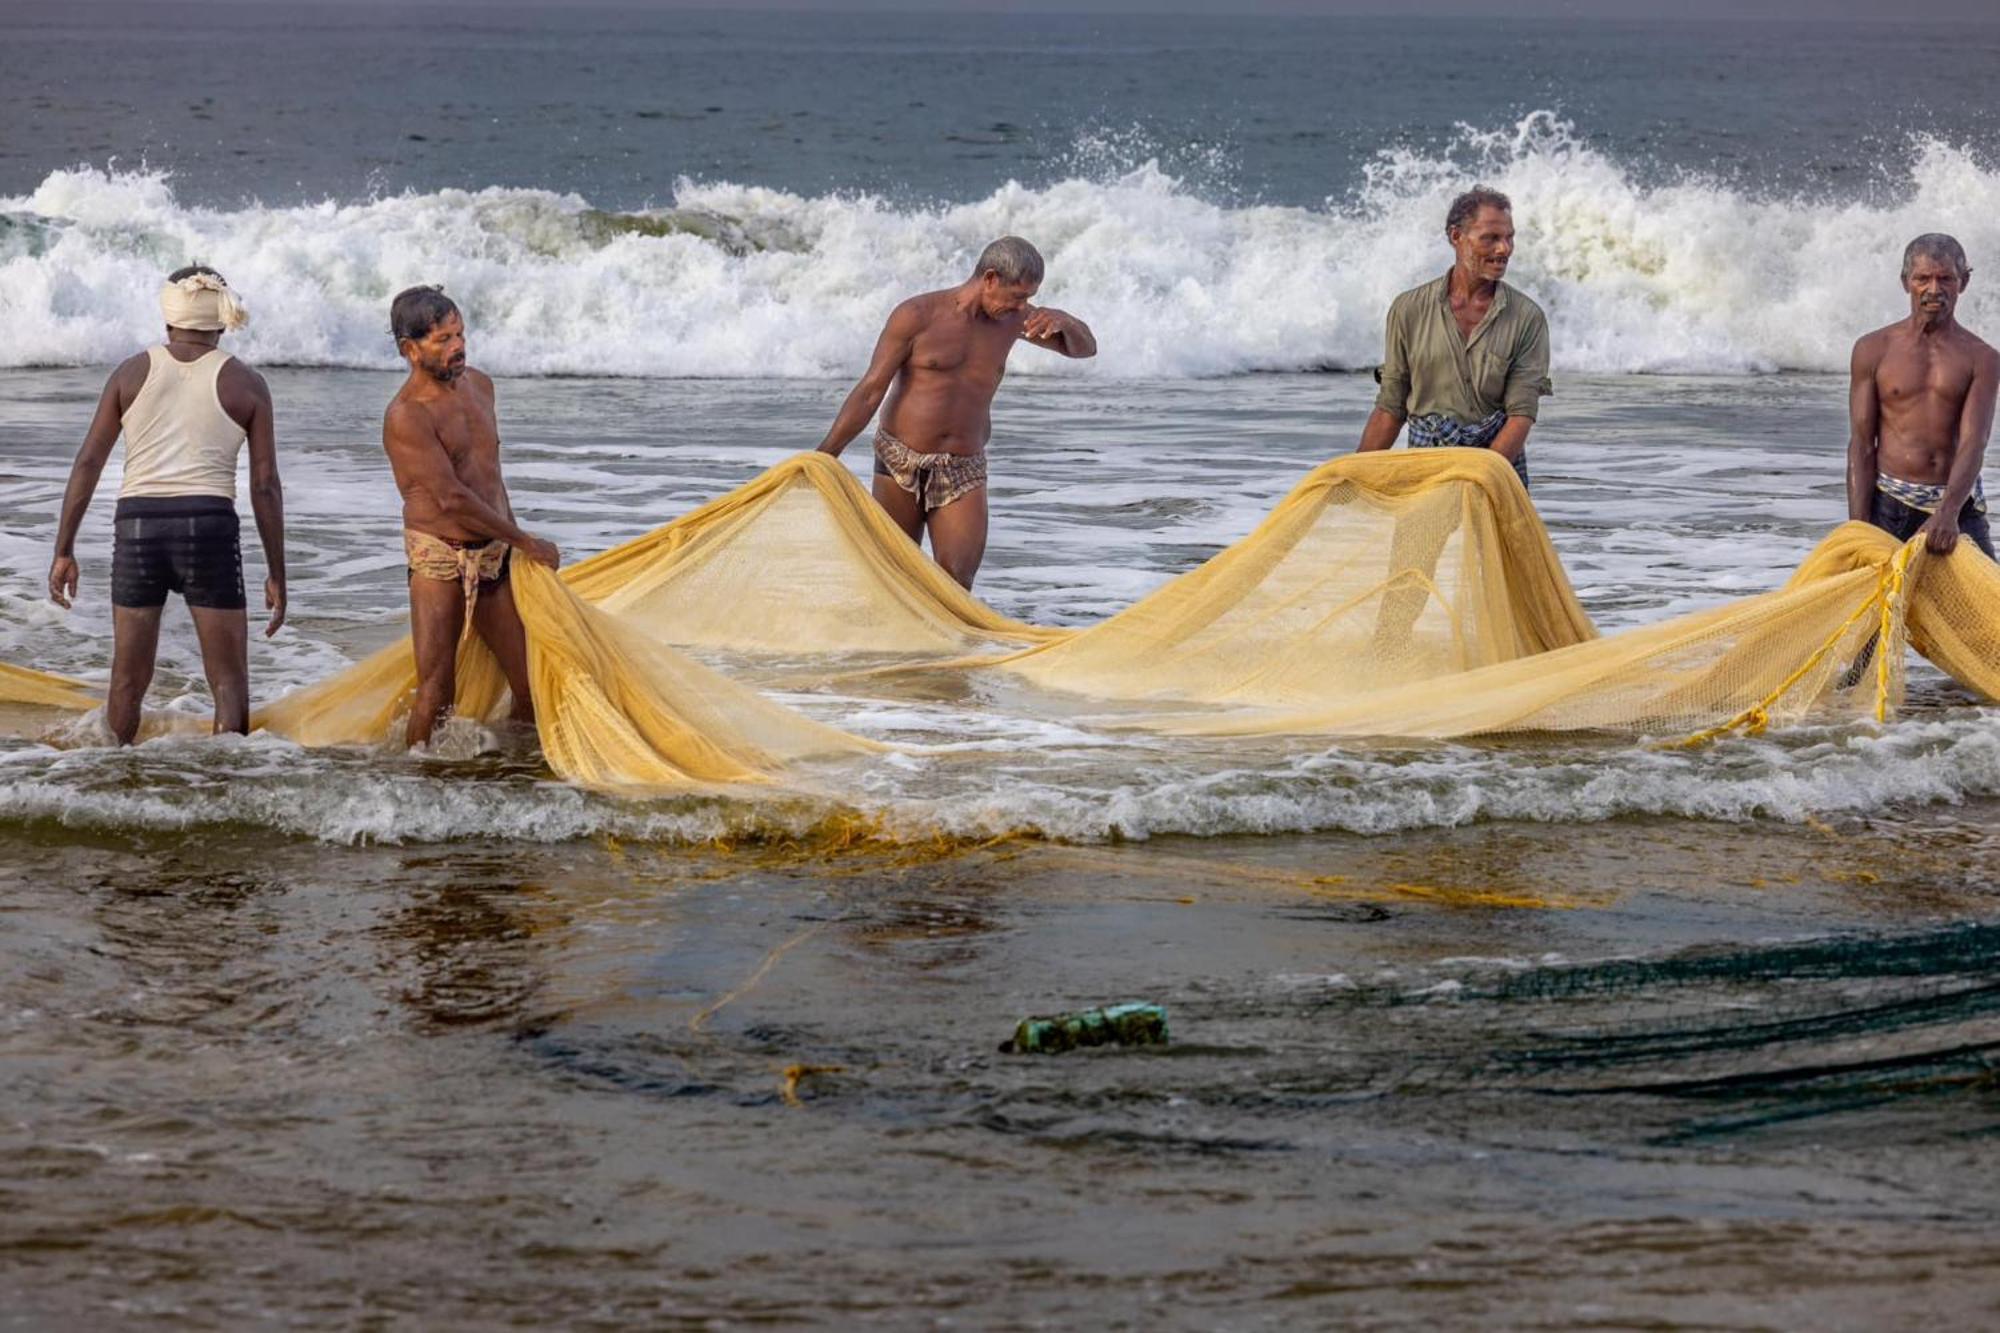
[464,366,496,396]
[1957,327,2000,374]
[108,349,151,391]
[383,394,436,445]
[218,355,271,400]
[888,292,944,331]
[1851,323,1896,366]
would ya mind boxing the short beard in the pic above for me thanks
[428,359,467,384]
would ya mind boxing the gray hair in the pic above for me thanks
[1446,186,1512,237]
[971,236,1044,286]
[1902,233,1970,282]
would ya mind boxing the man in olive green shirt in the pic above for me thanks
[1356,185,1553,488]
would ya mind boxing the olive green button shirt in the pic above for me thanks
[1373,273,1554,423]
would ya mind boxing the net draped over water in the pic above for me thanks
[6,449,1999,790]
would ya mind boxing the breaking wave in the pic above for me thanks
[3,116,1998,379]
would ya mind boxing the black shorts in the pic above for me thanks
[1870,490,1996,559]
[111,496,246,610]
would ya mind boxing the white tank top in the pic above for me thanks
[117,345,247,500]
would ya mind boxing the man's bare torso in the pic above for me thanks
[879,290,1026,455]
[386,368,510,539]
[1862,321,1995,484]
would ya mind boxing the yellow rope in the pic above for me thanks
[688,921,825,1034]
[1671,543,1915,749]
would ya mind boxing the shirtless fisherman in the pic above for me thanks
[48,265,286,744]
[1848,234,1999,557]
[814,236,1096,589]
[382,286,560,747]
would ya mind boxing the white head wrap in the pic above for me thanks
[159,271,249,332]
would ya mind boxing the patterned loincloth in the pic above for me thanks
[1406,409,1507,448]
[404,528,511,625]
[1876,471,1988,516]
[1404,409,1528,488]
[872,427,987,512]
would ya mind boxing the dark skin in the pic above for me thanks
[1356,205,1533,464]
[1847,254,2000,555]
[382,311,560,748]
[49,325,286,744]
[815,269,1095,588]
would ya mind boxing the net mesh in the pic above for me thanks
[7,448,1999,788]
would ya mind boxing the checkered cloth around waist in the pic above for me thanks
[1876,472,1988,515]
[1406,409,1506,448]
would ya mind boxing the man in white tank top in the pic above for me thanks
[47,265,287,744]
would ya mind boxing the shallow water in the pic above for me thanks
[5,369,2000,1324]
[6,820,1999,1327]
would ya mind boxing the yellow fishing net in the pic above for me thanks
[253,561,877,788]
[566,452,1058,654]
[966,449,1597,707]
[0,661,100,711]
[1161,520,1927,739]
[7,448,1999,790]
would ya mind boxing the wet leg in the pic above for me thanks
[188,604,250,735]
[872,474,926,544]
[107,605,162,745]
[407,575,467,748]
[471,577,536,728]
[925,487,989,590]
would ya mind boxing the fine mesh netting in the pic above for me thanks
[0,661,100,712]
[967,449,1596,706]
[6,448,1998,790]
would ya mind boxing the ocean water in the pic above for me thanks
[5,6,2000,1327]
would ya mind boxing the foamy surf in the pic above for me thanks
[2,706,1997,846]
[5,116,1997,378]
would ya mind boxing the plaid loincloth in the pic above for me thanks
[872,428,987,512]
[1404,409,1528,488]
[1406,409,1506,448]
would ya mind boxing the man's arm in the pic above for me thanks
[384,403,558,567]
[1492,313,1552,464]
[1918,345,1999,556]
[1359,304,1411,453]
[1354,408,1403,453]
[1489,415,1534,464]
[49,359,141,607]
[815,301,923,456]
[232,365,288,636]
[1846,334,1883,523]
[1020,306,1097,359]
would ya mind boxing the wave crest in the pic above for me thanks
[3,117,1997,377]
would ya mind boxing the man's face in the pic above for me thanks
[979,273,1040,319]
[1904,255,1966,323]
[1451,207,1515,282]
[404,311,467,383]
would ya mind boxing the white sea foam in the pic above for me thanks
[4,709,1992,846]
[5,116,1996,378]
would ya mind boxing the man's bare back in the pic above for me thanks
[815,236,1095,588]
[1847,237,2000,557]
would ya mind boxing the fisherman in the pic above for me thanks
[813,236,1096,589]
[48,265,286,743]
[1847,234,1999,557]
[1355,185,1552,488]
[381,286,560,748]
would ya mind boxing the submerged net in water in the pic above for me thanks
[5,449,1997,789]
